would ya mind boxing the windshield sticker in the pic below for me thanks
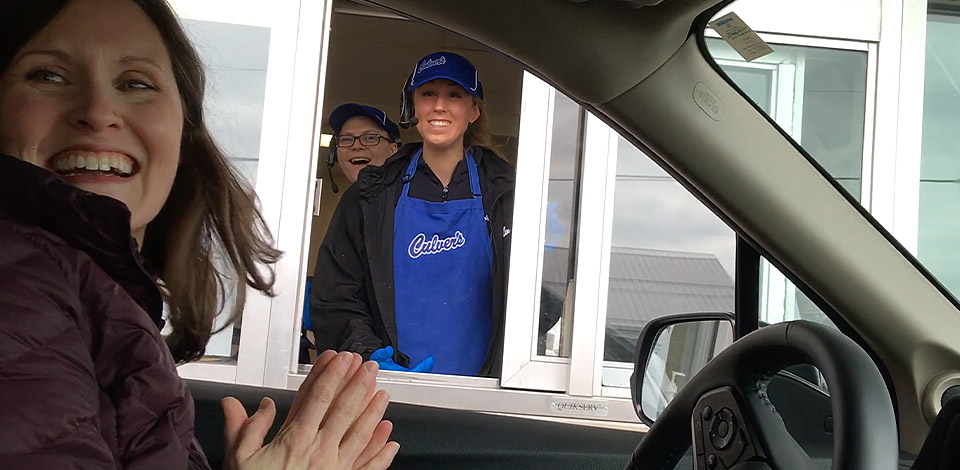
[709,12,774,62]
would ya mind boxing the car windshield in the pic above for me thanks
[701,3,960,313]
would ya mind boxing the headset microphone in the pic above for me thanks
[327,166,340,194]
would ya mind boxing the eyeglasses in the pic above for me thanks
[335,133,391,148]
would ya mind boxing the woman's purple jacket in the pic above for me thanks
[0,155,210,469]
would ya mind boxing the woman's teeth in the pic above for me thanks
[429,120,451,127]
[349,157,371,165]
[53,154,134,176]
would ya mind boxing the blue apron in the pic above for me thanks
[393,147,493,376]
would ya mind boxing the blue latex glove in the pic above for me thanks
[369,346,435,373]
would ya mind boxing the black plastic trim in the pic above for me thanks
[735,236,761,339]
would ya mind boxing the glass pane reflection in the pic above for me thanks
[602,139,736,368]
[539,92,583,357]
[180,19,270,359]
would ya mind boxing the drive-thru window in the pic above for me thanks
[172,0,949,427]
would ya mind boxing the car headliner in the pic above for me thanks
[368,0,713,106]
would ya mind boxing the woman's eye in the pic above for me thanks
[121,79,156,91]
[27,68,66,84]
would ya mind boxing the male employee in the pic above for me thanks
[327,103,401,183]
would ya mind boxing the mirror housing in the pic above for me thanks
[630,312,735,425]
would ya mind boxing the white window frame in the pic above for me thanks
[499,75,622,399]
[872,0,928,254]
[172,0,328,386]
[499,72,570,392]
[258,0,333,390]
[716,0,881,43]
[576,115,621,398]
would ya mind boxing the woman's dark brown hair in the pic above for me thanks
[0,0,281,363]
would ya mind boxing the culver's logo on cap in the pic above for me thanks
[417,55,446,75]
[408,231,466,259]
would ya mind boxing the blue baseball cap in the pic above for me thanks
[406,51,483,99]
[328,103,401,143]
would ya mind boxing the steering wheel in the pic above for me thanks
[627,321,898,470]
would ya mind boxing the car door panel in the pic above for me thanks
[187,379,643,470]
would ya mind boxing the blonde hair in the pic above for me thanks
[464,98,506,160]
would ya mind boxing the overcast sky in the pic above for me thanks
[544,96,736,278]
[183,19,271,185]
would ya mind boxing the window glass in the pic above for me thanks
[181,19,270,359]
[759,257,835,327]
[918,13,960,299]
[539,93,584,357]
[601,137,736,387]
[721,66,774,114]
[706,38,868,329]
[707,38,868,200]
[185,20,269,185]
[601,38,868,387]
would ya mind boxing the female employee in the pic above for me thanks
[311,51,515,377]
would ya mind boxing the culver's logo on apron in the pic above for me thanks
[407,231,467,259]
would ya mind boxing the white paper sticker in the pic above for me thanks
[709,12,774,62]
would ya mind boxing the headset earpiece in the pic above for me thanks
[399,76,418,129]
[325,138,339,193]
[328,143,337,168]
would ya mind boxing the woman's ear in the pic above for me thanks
[469,102,480,124]
[390,142,399,153]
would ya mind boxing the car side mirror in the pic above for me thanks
[630,312,735,425]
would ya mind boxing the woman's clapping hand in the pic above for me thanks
[221,350,399,470]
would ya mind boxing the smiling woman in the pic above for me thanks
[0,0,398,468]
[310,50,519,377]
[0,0,282,363]
[0,1,185,244]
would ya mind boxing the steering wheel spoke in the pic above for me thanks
[693,387,761,469]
